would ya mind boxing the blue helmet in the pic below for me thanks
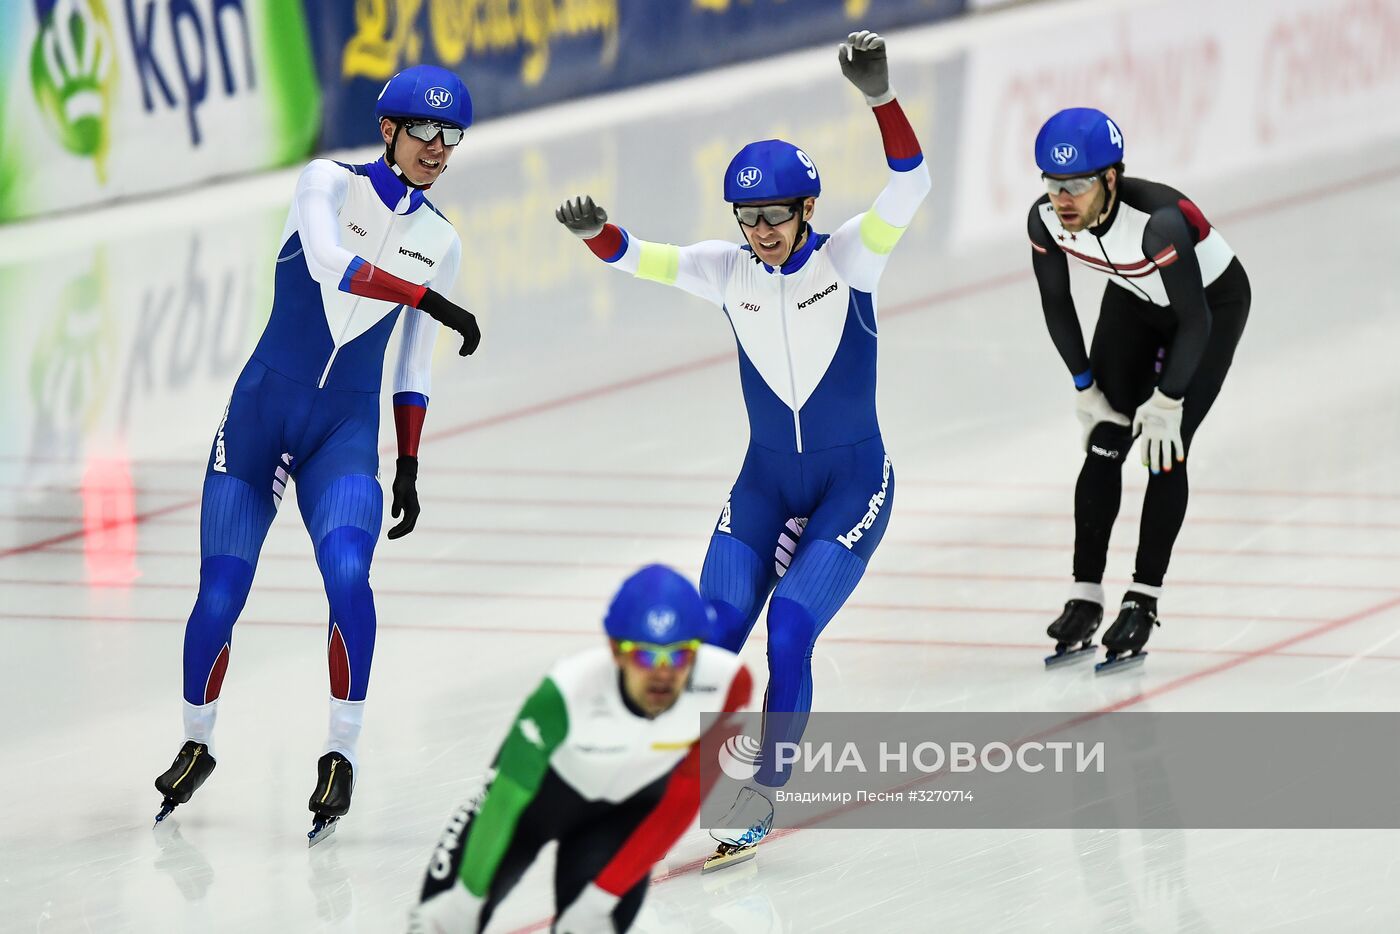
[603,565,712,644]
[1035,108,1124,176]
[724,139,821,203]
[375,65,473,130]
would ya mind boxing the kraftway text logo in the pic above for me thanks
[399,247,435,267]
[212,400,231,473]
[797,282,838,309]
[838,454,891,549]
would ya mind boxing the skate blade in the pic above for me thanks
[1044,643,1097,668]
[154,799,178,825]
[702,845,757,874]
[1094,651,1148,675]
[307,816,339,848]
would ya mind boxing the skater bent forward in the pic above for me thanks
[1029,108,1250,673]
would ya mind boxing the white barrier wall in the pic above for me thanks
[952,0,1400,244]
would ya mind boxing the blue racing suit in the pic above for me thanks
[577,99,930,785]
[183,157,460,726]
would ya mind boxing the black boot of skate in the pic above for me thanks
[1044,599,1103,668]
[154,740,216,823]
[307,752,354,846]
[1095,596,1160,675]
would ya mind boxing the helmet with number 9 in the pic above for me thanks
[1035,108,1123,176]
[724,139,821,203]
[375,65,473,130]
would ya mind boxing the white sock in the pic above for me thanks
[1068,581,1105,605]
[1127,583,1163,601]
[325,697,365,771]
[182,700,218,759]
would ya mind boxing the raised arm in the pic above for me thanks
[292,159,480,356]
[556,195,736,307]
[825,31,933,291]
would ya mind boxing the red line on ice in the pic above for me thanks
[36,546,1400,594]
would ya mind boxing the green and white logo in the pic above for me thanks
[29,0,117,180]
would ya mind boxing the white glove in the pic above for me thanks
[1075,382,1130,451]
[407,881,484,934]
[553,882,621,934]
[1133,389,1185,474]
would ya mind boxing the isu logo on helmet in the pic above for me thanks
[735,166,762,189]
[425,87,452,108]
[1051,143,1078,166]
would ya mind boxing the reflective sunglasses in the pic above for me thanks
[1043,172,1100,197]
[733,201,803,228]
[616,639,702,669]
[402,120,464,146]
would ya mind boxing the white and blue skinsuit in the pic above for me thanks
[575,99,929,785]
[183,155,459,730]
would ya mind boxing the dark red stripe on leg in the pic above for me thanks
[204,643,231,704]
[329,623,351,700]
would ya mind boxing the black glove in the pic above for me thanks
[387,455,420,540]
[555,195,608,239]
[418,289,481,356]
[838,30,891,104]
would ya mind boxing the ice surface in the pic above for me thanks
[3,0,1400,930]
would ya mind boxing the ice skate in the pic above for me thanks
[704,786,774,873]
[153,741,216,824]
[307,752,354,846]
[1095,599,1159,674]
[1044,599,1102,668]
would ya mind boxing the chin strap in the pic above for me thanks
[1093,171,1117,227]
[782,222,810,267]
[384,121,436,191]
[740,220,810,268]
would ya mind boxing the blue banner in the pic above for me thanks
[302,0,967,150]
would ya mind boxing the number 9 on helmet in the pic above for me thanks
[724,139,821,203]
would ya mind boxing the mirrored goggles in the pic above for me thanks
[733,201,802,228]
[1043,172,1100,197]
[616,639,702,669]
[402,120,464,146]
